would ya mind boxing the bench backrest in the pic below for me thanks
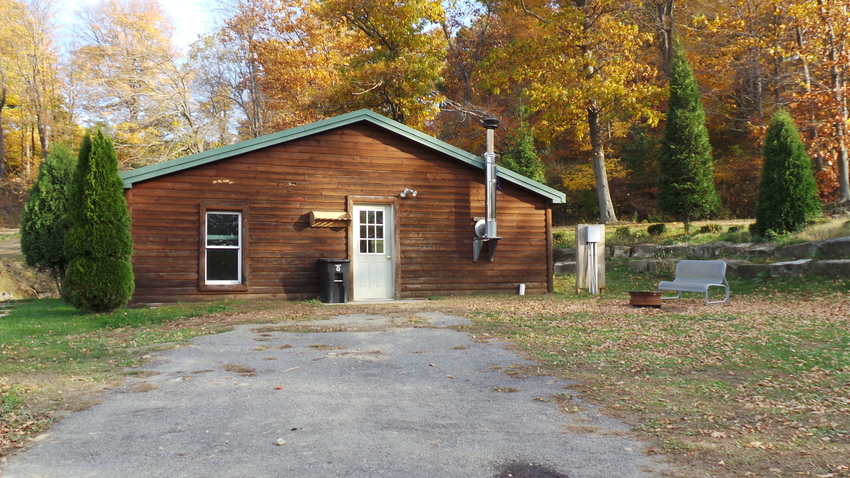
[674,260,726,283]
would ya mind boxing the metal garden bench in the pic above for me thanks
[657,260,730,305]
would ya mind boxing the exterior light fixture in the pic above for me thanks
[399,188,417,198]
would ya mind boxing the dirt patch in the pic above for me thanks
[324,350,385,362]
[0,232,21,255]
[493,461,571,478]
[306,344,347,351]
[221,364,256,377]
[0,233,58,300]
[126,382,159,393]
[0,257,57,301]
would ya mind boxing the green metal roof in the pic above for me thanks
[119,109,566,204]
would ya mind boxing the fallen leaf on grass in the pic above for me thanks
[746,441,774,449]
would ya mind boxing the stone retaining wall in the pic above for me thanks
[554,236,850,279]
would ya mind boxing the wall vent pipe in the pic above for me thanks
[473,118,501,261]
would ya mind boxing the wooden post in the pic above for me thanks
[575,224,606,294]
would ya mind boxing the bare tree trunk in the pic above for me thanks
[589,105,617,223]
[796,28,824,171]
[0,69,8,181]
[819,0,850,202]
[22,0,57,159]
[652,0,674,77]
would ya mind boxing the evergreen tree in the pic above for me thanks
[64,130,134,312]
[751,109,821,238]
[657,45,720,233]
[500,122,546,183]
[20,144,77,293]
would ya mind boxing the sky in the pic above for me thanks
[55,0,214,53]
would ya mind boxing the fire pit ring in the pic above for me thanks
[629,291,662,308]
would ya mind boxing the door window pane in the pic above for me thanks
[358,208,386,254]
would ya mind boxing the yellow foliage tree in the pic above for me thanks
[314,0,448,128]
[485,0,663,223]
[70,0,198,167]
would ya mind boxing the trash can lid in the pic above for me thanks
[317,258,351,263]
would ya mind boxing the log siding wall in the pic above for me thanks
[126,124,553,303]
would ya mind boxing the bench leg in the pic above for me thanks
[659,290,683,301]
[704,284,730,305]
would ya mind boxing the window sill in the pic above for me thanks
[200,283,248,293]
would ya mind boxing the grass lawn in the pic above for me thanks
[1,261,849,477]
[450,269,850,478]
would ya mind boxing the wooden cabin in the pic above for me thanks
[119,110,566,303]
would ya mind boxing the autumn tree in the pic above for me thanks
[647,0,675,76]
[187,34,241,147]
[0,0,21,181]
[205,0,280,138]
[788,0,850,203]
[487,0,662,223]
[16,0,64,160]
[657,45,720,232]
[70,0,197,166]
[684,0,794,125]
[252,0,348,131]
[20,143,76,292]
[315,0,448,128]
[64,130,134,312]
[432,1,541,157]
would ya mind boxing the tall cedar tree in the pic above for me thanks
[657,46,720,232]
[64,131,134,312]
[751,109,821,238]
[500,123,545,183]
[20,144,77,293]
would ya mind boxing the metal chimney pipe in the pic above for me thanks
[483,118,499,239]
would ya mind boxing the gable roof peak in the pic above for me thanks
[118,109,565,204]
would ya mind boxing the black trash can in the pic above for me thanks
[317,259,350,303]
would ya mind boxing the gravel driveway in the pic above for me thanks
[1,310,670,478]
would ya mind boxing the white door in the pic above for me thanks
[353,204,394,300]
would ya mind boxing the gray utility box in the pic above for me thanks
[318,258,350,303]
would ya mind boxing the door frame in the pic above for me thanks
[347,196,399,300]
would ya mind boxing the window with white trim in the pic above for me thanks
[205,211,242,285]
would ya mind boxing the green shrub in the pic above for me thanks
[552,231,569,244]
[20,145,77,292]
[615,226,633,238]
[64,257,135,312]
[500,115,545,183]
[698,224,722,234]
[647,223,667,236]
[751,109,821,239]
